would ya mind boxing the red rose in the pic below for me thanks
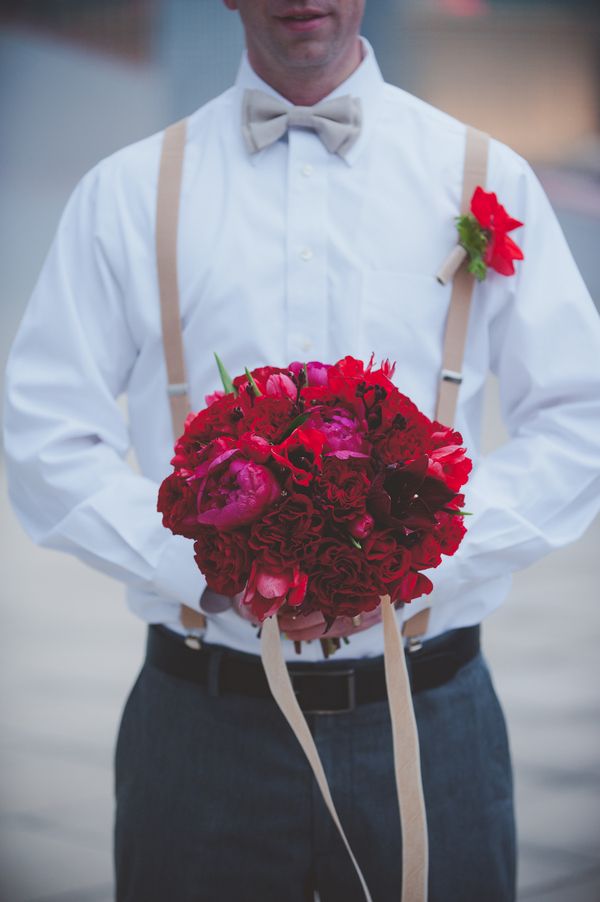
[193,526,251,596]
[471,186,524,276]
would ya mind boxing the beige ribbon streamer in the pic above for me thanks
[261,616,373,902]
[382,599,429,901]
[260,601,428,902]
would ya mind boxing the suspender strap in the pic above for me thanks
[157,119,207,635]
[156,118,190,440]
[435,126,489,427]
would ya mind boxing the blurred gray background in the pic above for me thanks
[1,1,599,900]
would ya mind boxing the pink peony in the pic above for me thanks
[194,442,281,530]
[305,407,369,458]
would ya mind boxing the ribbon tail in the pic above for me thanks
[260,616,373,902]
[382,598,429,902]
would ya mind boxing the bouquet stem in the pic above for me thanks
[320,637,341,658]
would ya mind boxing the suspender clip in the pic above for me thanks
[441,369,463,386]
[167,382,189,397]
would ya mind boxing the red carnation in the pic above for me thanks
[309,540,382,619]
[248,494,325,569]
[314,457,371,522]
[193,526,251,596]
[434,510,467,555]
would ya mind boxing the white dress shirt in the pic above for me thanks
[5,40,600,661]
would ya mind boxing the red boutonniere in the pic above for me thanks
[437,186,524,284]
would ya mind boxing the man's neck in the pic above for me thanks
[248,41,363,106]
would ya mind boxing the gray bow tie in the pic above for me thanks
[242,88,362,159]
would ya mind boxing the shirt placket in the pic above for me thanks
[285,128,329,364]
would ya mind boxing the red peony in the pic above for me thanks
[192,440,281,530]
[157,472,203,539]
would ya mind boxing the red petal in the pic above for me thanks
[471,186,496,228]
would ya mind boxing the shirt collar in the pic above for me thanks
[234,37,385,167]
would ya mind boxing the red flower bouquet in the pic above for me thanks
[158,355,471,654]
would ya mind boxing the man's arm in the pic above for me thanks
[3,161,205,612]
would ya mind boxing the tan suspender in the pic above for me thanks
[156,118,190,440]
[435,127,489,426]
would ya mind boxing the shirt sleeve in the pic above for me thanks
[410,149,600,625]
[3,162,206,612]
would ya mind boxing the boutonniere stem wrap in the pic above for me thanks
[437,186,524,285]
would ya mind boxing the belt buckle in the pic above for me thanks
[289,668,356,715]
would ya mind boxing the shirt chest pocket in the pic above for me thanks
[359,270,452,411]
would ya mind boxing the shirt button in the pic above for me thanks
[300,247,313,262]
[301,164,313,177]
[301,338,312,352]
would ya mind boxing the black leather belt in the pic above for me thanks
[146,623,480,715]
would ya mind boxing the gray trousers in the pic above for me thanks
[114,644,516,902]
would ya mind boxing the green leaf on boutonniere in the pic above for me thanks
[245,367,262,397]
[349,535,362,550]
[456,214,489,282]
[214,352,237,396]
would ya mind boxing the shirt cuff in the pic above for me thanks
[153,534,206,611]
